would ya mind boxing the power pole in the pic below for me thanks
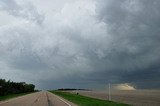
[108,83,111,101]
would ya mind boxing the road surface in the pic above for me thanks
[0,91,77,106]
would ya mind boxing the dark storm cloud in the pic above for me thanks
[0,0,160,89]
[93,0,160,88]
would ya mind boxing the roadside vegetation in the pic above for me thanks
[50,90,130,106]
[0,79,36,101]
[0,92,32,101]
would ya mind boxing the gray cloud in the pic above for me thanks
[93,0,160,88]
[0,0,44,24]
[0,0,160,89]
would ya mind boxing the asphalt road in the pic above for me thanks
[0,91,77,106]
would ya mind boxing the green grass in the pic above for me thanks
[0,93,32,101]
[50,91,130,106]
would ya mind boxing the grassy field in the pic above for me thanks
[74,90,160,106]
[50,91,130,106]
[0,93,32,101]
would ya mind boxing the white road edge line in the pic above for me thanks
[54,94,72,106]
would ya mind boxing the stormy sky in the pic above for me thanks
[0,0,160,90]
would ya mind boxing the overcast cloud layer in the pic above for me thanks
[0,0,160,89]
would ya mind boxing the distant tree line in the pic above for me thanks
[57,88,91,91]
[0,79,35,96]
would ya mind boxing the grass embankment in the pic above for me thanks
[0,92,32,101]
[50,91,130,106]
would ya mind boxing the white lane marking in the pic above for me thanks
[55,95,72,106]
[50,93,72,106]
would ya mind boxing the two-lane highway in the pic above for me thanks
[0,92,77,106]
